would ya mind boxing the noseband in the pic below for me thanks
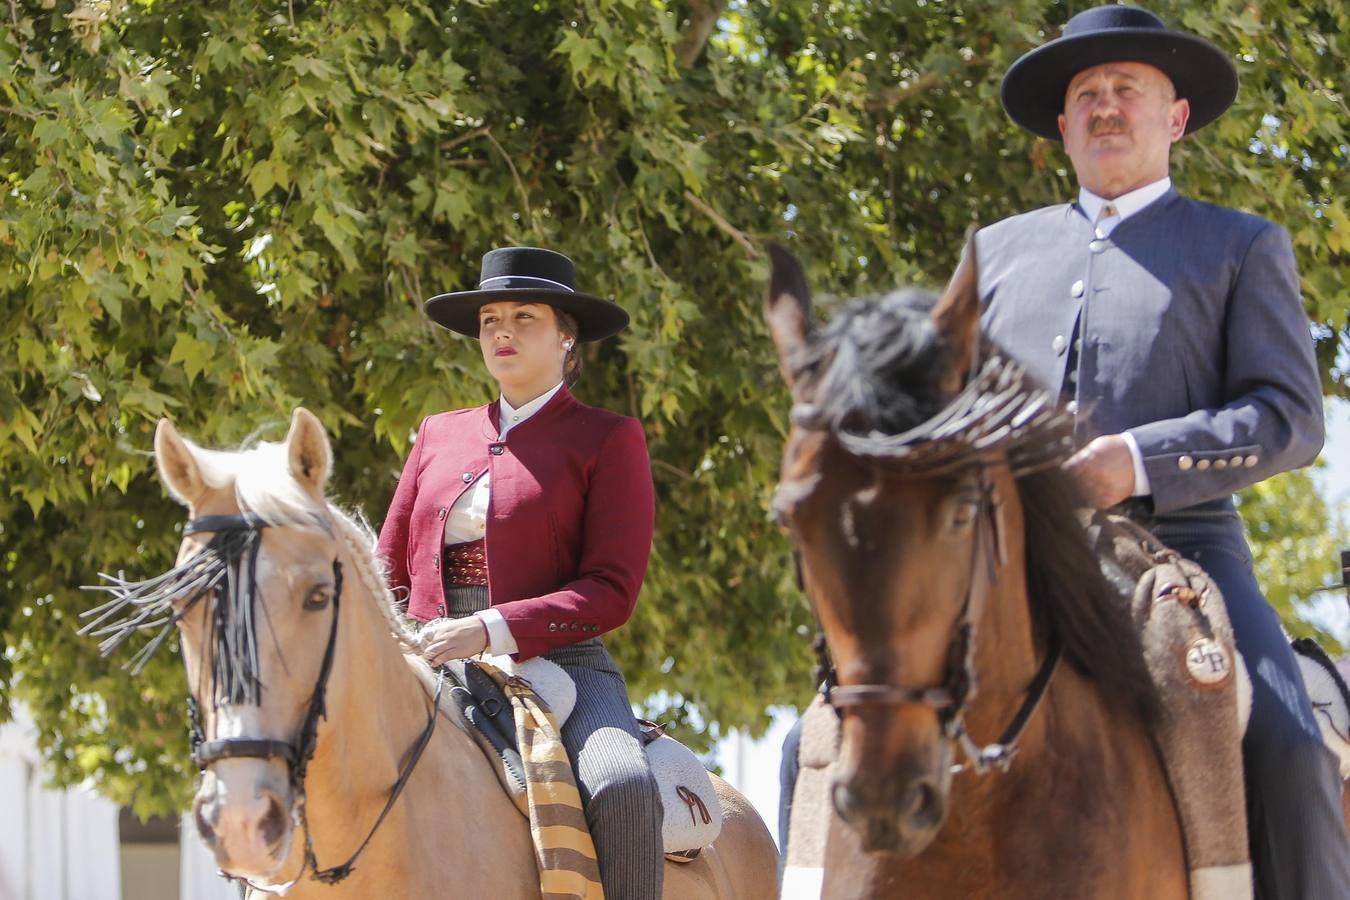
[178,514,442,888]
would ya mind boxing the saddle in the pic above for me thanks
[443,655,723,860]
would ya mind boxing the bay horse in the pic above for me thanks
[765,245,1187,897]
[85,408,777,898]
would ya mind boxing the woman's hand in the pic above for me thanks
[421,617,488,665]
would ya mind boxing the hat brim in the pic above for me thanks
[1001,30,1238,141]
[423,288,630,342]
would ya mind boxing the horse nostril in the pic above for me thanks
[903,781,944,832]
[258,792,289,849]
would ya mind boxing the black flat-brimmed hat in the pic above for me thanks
[424,247,629,341]
[1001,5,1238,141]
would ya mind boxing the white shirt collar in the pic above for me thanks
[1078,176,1171,228]
[498,381,564,438]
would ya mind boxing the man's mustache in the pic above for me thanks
[1088,114,1127,135]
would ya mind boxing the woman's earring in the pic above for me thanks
[564,341,574,350]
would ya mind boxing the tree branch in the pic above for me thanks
[864,55,992,113]
[439,125,491,152]
[651,458,696,483]
[676,0,727,69]
[684,189,759,258]
[1270,33,1350,122]
[483,128,532,224]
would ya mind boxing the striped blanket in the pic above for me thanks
[478,661,605,900]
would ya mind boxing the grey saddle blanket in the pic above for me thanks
[1089,512,1251,900]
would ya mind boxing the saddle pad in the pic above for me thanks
[1291,638,1350,779]
[783,693,839,899]
[1094,513,1252,900]
[466,657,723,855]
[642,729,723,856]
[486,653,577,725]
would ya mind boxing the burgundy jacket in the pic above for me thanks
[376,387,655,660]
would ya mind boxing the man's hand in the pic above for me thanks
[421,616,488,665]
[1063,433,1136,509]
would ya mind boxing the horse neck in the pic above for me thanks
[298,538,478,824]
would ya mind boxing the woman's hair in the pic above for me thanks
[555,307,583,386]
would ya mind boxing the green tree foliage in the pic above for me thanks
[1,0,1345,814]
[1240,465,1347,655]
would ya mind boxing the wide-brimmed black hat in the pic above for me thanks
[424,247,629,341]
[1001,5,1238,141]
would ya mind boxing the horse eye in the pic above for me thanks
[949,498,980,531]
[303,585,333,611]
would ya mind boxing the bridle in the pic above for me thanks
[778,351,1069,776]
[179,514,443,890]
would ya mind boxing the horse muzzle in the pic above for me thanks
[193,761,295,879]
[830,712,954,856]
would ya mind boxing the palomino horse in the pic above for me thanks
[765,245,1187,897]
[87,409,778,898]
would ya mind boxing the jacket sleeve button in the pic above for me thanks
[1244,455,1258,467]
[1196,459,1211,471]
[548,623,557,632]
[1177,455,1194,471]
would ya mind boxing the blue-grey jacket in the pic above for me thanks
[975,188,1324,517]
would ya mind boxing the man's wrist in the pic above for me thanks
[1121,431,1152,497]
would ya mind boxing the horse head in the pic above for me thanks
[766,245,1068,855]
[151,408,342,883]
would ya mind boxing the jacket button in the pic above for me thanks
[437,507,447,520]
[1088,239,1107,253]
[438,604,446,616]
[1244,455,1258,468]
[1229,456,1243,468]
[1052,335,1067,355]
[1196,459,1211,471]
[462,472,474,483]
[432,554,439,570]
[489,445,505,456]
[1070,280,1084,298]
[1177,455,1194,471]
[548,623,557,632]
[1213,459,1228,470]
[1065,400,1079,415]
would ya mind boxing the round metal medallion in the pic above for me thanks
[1184,637,1232,687]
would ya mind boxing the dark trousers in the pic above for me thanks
[443,582,664,899]
[1154,517,1350,900]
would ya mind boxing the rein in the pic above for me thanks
[178,514,443,890]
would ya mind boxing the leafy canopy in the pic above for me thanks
[1,0,1345,815]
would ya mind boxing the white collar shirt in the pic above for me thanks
[1077,176,1171,238]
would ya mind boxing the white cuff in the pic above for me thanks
[1122,431,1151,497]
[473,608,518,656]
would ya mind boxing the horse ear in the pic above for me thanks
[930,239,981,395]
[766,242,813,389]
[155,417,207,506]
[286,407,331,496]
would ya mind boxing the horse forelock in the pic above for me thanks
[801,289,946,438]
[188,438,422,654]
